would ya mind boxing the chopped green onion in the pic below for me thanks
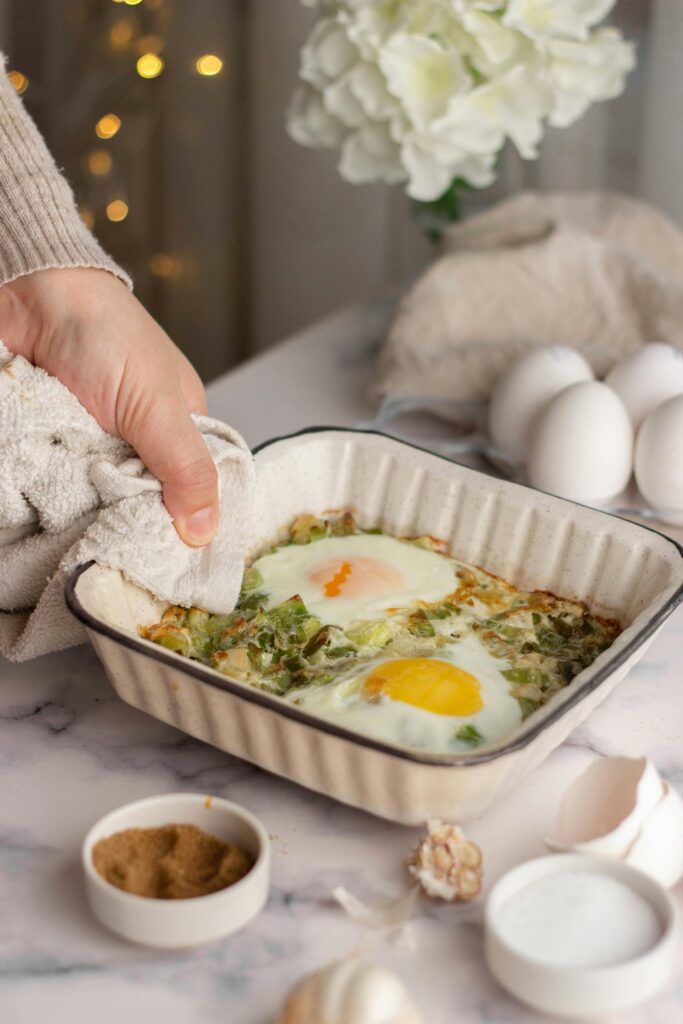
[455,724,484,747]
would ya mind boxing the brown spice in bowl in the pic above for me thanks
[92,823,253,899]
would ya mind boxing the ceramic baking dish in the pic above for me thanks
[66,429,683,824]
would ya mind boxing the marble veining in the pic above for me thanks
[1,302,682,1023]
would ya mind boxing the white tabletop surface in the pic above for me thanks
[2,301,683,1024]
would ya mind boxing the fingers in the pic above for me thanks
[177,353,208,416]
[120,386,219,547]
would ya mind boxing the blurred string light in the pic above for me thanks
[79,207,95,230]
[136,53,164,78]
[149,252,183,279]
[79,0,219,280]
[106,199,129,222]
[87,149,113,175]
[195,54,223,76]
[95,113,121,139]
[7,70,29,94]
[109,19,134,50]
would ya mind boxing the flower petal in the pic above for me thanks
[287,84,347,149]
[347,62,400,120]
[301,17,359,89]
[546,28,636,127]
[379,32,471,130]
[339,122,406,185]
[324,74,366,128]
[503,0,617,42]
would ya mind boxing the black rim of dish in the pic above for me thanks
[65,426,683,768]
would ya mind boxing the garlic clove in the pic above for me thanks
[407,818,483,902]
[332,885,418,931]
[276,957,423,1024]
[545,756,663,859]
[624,783,683,888]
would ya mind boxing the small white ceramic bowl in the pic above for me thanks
[485,853,678,1018]
[82,793,270,949]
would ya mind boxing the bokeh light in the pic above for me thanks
[87,150,113,176]
[79,207,95,230]
[7,70,28,94]
[109,19,134,50]
[106,199,129,222]
[95,113,122,139]
[195,54,223,77]
[136,53,164,78]
[149,253,182,279]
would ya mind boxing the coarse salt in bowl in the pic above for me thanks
[485,853,677,1018]
[82,793,270,949]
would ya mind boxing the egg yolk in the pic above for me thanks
[364,658,483,716]
[309,556,403,600]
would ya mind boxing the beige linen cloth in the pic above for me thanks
[0,342,254,661]
[376,191,683,405]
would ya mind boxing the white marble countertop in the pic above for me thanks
[2,301,682,1024]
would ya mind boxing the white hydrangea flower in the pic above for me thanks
[460,9,525,74]
[503,0,617,42]
[347,62,400,120]
[379,33,470,130]
[287,84,347,148]
[300,16,359,89]
[461,64,552,159]
[401,139,496,200]
[340,121,406,185]
[324,73,366,127]
[288,0,635,203]
[546,28,637,127]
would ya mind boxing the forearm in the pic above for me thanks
[0,57,130,289]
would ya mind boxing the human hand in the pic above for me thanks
[0,267,218,546]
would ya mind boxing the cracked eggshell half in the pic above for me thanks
[545,756,683,888]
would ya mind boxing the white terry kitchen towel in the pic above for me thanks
[0,341,254,662]
[376,191,683,405]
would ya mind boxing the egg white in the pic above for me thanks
[287,633,522,754]
[252,533,458,628]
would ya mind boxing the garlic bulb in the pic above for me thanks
[545,756,683,888]
[276,957,423,1024]
[407,818,483,901]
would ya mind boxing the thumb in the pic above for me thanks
[122,388,219,547]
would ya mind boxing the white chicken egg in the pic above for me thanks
[488,346,594,467]
[527,381,633,504]
[634,394,683,523]
[251,533,457,628]
[288,633,522,754]
[605,343,683,430]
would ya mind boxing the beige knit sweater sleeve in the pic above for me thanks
[0,61,131,289]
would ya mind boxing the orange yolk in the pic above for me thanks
[309,556,403,600]
[323,561,352,597]
[364,658,483,717]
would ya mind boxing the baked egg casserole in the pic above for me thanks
[140,514,620,754]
